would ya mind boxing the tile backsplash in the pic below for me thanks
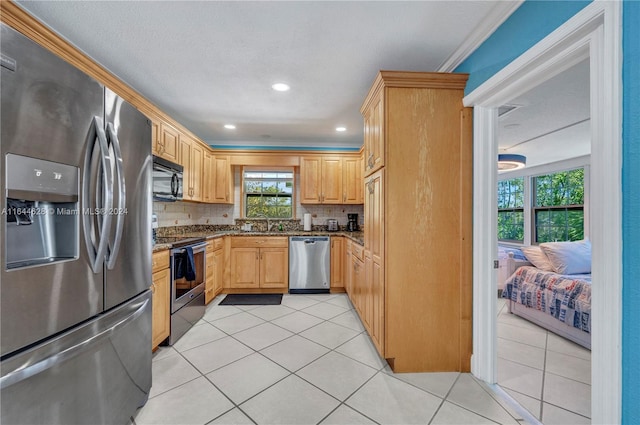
[153,166,364,227]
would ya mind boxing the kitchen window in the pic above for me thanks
[243,168,294,218]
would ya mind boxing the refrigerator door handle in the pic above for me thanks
[82,116,114,274]
[105,122,125,270]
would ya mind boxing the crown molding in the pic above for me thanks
[437,1,524,73]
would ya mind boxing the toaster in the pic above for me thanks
[326,219,339,231]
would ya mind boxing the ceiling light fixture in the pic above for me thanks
[271,83,290,92]
[498,154,526,171]
[224,124,236,129]
[336,127,346,132]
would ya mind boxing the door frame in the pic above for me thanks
[463,2,622,423]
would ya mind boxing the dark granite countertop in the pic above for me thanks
[152,230,363,251]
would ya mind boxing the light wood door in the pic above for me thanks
[343,157,363,204]
[213,248,224,295]
[230,248,260,288]
[330,237,344,289]
[320,157,343,204]
[344,240,353,296]
[159,122,179,163]
[363,94,384,177]
[300,157,321,204]
[203,151,215,203]
[190,140,204,202]
[151,118,161,157]
[213,155,233,203]
[205,251,215,304]
[259,248,288,288]
[151,268,170,349]
[352,256,365,317]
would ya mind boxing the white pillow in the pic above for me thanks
[520,246,555,272]
[540,240,592,275]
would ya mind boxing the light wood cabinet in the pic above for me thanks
[330,237,345,289]
[300,156,342,204]
[153,122,179,164]
[205,239,225,303]
[213,155,233,203]
[358,71,472,373]
[151,250,170,350]
[179,134,204,202]
[363,94,384,177]
[344,240,353,295]
[230,237,288,289]
[203,151,215,204]
[343,156,363,204]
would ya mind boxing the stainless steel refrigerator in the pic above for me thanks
[0,24,152,424]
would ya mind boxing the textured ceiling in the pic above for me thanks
[15,0,506,149]
[498,59,590,169]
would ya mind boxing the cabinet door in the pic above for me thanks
[151,119,161,157]
[330,237,344,289]
[365,169,384,264]
[364,95,384,176]
[352,257,365,316]
[160,123,179,163]
[343,156,363,204]
[259,248,288,288]
[205,251,215,304]
[320,157,343,204]
[213,155,233,203]
[151,268,170,349]
[230,248,260,288]
[203,151,215,203]
[344,240,353,295]
[178,137,192,197]
[190,141,204,202]
[213,248,224,295]
[299,157,321,204]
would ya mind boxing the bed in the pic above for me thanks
[500,242,592,350]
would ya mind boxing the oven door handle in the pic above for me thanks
[171,242,207,255]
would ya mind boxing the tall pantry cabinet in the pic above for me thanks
[361,71,473,373]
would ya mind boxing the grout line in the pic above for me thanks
[539,331,549,419]
[427,373,462,425]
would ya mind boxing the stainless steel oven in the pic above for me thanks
[166,238,207,345]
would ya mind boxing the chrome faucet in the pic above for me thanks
[255,214,273,232]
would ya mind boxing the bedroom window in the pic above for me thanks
[243,168,294,218]
[533,168,584,242]
[498,177,525,242]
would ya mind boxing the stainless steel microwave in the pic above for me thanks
[152,156,183,201]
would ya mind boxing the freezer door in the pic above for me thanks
[0,290,152,425]
[0,24,105,357]
[104,89,152,309]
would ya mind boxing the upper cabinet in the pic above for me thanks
[362,94,384,177]
[152,120,180,164]
[300,155,362,204]
[213,155,233,204]
[178,134,204,202]
[343,156,363,204]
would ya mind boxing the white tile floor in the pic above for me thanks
[134,294,536,425]
[496,298,591,424]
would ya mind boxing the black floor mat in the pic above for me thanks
[218,294,283,306]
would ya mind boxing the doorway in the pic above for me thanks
[464,2,622,424]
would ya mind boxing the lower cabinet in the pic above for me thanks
[330,237,344,290]
[230,237,288,290]
[206,239,224,304]
[151,250,170,350]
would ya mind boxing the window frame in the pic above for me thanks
[498,165,587,246]
[497,177,525,243]
[241,166,295,219]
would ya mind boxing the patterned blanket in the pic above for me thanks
[502,266,591,333]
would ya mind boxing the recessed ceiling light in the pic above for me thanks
[224,124,236,129]
[271,83,290,92]
[336,127,347,132]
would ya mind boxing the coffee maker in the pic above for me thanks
[347,213,359,232]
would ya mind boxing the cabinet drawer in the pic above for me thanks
[231,237,288,248]
[152,250,170,273]
[352,243,364,261]
[211,238,224,251]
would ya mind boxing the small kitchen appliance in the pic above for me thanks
[347,214,359,231]
[326,219,339,232]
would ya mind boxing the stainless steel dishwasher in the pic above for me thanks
[289,236,331,293]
